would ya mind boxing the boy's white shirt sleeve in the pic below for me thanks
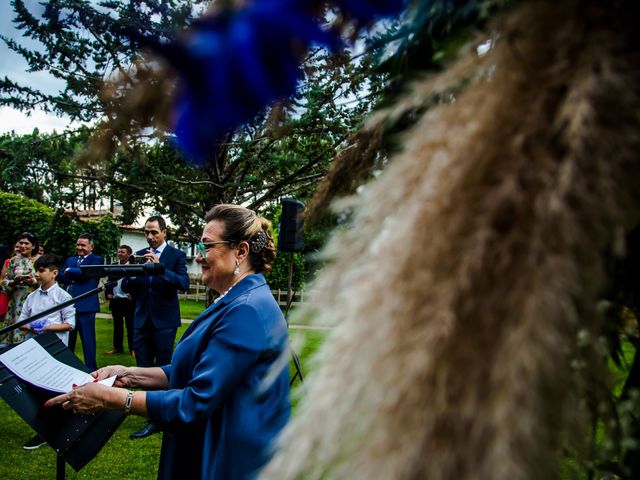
[17,292,34,324]
[60,290,76,329]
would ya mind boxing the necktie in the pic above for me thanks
[149,249,160,286]
[76,256,84,266]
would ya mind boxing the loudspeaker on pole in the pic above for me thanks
[278,198,304,253]
[277,198,306,385]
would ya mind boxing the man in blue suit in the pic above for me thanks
[122,215,189,439]
[57,233,104,371]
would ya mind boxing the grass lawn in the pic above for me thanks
[100,299,205,320]
[0,312,327,479]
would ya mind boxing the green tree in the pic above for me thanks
[0,128,93,208]
[0,1,382,238]
[1,0,198,122]
[0,191,52,247]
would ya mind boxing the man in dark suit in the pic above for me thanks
[104,244,135,355]
[57,233,104,371]
[122,215,189,439]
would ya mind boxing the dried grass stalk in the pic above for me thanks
[263,1,640,478]
[78,62,174,167]
[305,125,384,226]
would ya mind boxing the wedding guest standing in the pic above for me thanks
[122,215,189,439]
[1,233,39,343]
[58,234,104,371]
[105,245,135,356]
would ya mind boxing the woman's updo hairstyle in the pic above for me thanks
[204,204,276,274]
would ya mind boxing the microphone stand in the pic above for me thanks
[0,282,114,480]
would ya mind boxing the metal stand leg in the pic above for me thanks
[289,347,305,386]
[56,455,65,480]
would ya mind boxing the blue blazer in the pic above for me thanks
[57,252,104,313]
[121,244,189,329]
[146,274,291,480]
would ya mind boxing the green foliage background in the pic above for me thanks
[0,191,52,246]
[0,192,120,257]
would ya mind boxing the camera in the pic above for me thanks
[129,255,149,264]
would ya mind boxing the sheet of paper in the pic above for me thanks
[99,375,117,387]
[0,338,115,393]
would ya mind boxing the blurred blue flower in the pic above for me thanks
[164,1,334,162]
[147,0,407,163]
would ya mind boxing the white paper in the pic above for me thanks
[0,338,116,393]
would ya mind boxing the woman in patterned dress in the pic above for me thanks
[1,232,39,343]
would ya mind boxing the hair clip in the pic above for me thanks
[250,230,267,253]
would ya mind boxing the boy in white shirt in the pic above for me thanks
[19,253,75,451]
[19,254,75,346]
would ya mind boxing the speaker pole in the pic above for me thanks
[285,252,294,322]
[278,198,306,386]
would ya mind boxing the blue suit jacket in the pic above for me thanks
[121,244,189,329]
[57,252,104,313]
[146,274,291,480]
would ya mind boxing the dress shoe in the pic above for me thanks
[130,422,161,439]
[104,349,123,355]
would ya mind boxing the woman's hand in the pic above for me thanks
[13,275,35,285]
[45,383,112,415]
[92,365,135,388]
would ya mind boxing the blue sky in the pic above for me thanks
[1,0,79,134]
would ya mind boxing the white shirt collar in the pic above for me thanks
[38,283,58,294]
[153,242,167,255]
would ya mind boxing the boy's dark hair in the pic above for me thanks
[35,253,63,271]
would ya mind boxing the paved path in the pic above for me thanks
[96,312,331,330]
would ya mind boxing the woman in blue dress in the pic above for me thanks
[47,205,291,479]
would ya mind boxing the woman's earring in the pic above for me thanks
[234,261,240,275]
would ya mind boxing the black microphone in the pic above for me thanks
[79,263,165,278]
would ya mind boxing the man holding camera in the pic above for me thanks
[122,215,189,439]
[104,244,135,356]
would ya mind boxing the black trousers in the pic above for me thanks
[109,298,134,352]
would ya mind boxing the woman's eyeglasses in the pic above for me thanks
[195,241,234,258]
